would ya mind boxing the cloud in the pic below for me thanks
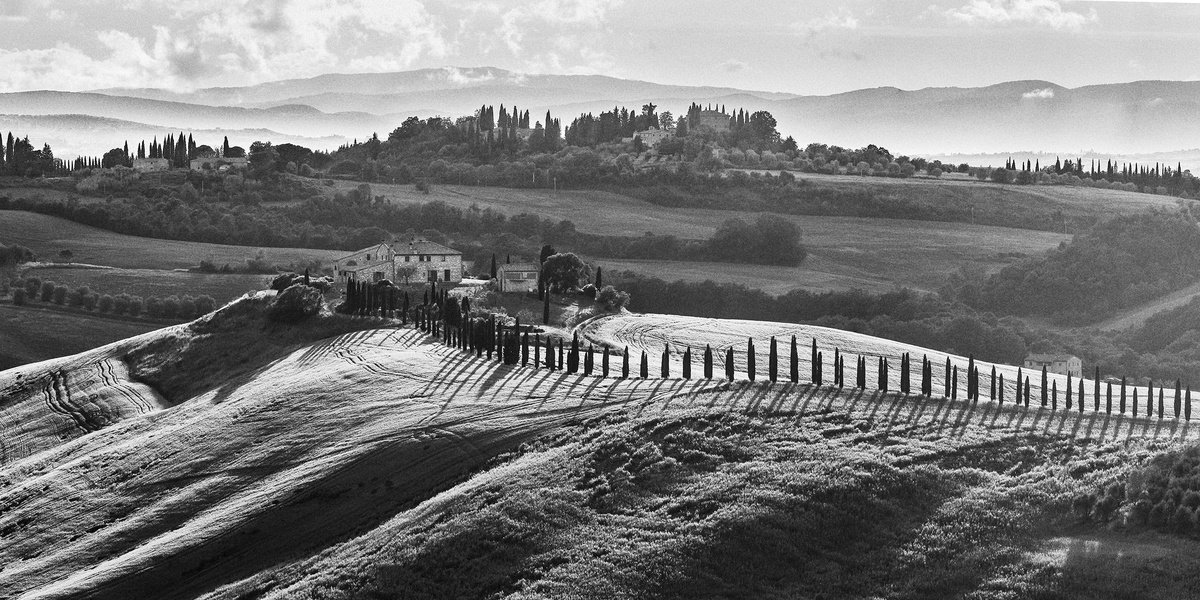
[719,59,748,73]
[1022,87,1055,99]
[793,8,860,36]
[944,0,1097,30]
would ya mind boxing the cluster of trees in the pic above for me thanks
[1078,446,1200,533]
[949,210,1200,324]
[563,103,663,146]
[9,276,214,319]
[0,132,64,177]
[988,156,1200,197]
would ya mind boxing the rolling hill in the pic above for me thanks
[2,294,1199,598]
[7,67,1200,162]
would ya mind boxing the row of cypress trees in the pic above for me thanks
[371,280,1195,421]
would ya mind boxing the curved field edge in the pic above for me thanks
[1,313,1199,598]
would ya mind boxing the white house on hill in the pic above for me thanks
[1023,354,1082,377]
[333,239,463,284]
[497,262,540,293]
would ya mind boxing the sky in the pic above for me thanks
[1,0,1199,95]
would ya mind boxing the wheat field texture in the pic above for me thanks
[2,297,1200,599]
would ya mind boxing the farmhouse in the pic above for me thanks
[1023,354,1082,377]
[496,262,540,293]
[131,158,169,172]
[333,239,463,284]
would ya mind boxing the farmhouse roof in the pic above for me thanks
[393,239,461,256]
[1024,353,1078,363]
[336,242,391,261]
[498,262,540,273]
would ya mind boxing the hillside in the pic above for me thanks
[10,69,1200,161]
[3,298,1200,598]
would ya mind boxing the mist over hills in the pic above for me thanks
[4,66,1200,161]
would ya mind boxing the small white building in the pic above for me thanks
[131,158,170,172]
[190,157,248,171]
[1023,354,1082,377]
[496,262,540,293]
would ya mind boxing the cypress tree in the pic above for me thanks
[522,331,530,366]
[1176,380,1182,418]
[809,338,819,382]
[769,337,778,383]
[1041,366,1048,407]
[1159,387,1165,419]
[558,341,564,371]
[661,344,670,378]
[641,350,649,378]
[924,356,932,396]
[967,355,976,400]
[595,266,602,290]
[1188,385,1193,421]
[1066,373,1073,411]
[1120,377,1126,414]
[878,356,886,390]
[1024,377,1031,407]
[683,347,691,380]
[857,356,866,389]
[946,358,953,397]
[837,354,844,388]
[815,352,823,386]
[1132,388,1138,417]
[543,287,550,324]
[1147,380,1153,418]
[990,365,997,401]
[1095,367,1101,412]
[534,333,540,367]
[623,347,630,378]
[747,338,756,382]
[726,347,735,381]
[704,345,713,379]
[833,347,841,386]
[567,332,580,373]
[952,366,958,400]
[790,336,799,383]
[1106,382,1113,414]
[900,353,910,395]
[490,253,497,279]
[602,347,610,377]
[998,374,1005,404]
[546,336,554,369]
[1052,380,1057,411]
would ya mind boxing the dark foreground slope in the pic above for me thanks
[2,298,1200,599]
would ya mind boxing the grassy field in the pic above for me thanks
[4,304,1200,599]
[0,303,158,370]
[326,182,1070,293]
[22,266,270,305]
[0,210,344,270]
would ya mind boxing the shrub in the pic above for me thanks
[12,288,26,305]
[127,296,143,317]
[271,272,300,291]
[177,295,197,318]
[40,281,55,302]
[68,286,91,307]
[113,293,132,315]
[582,283,597,299]
[82,293,97,311]
[195,295,216,315]
[98,294,115,313]
[267,284,324,322]
[144,296,163,317]
[160,295,180,319]
[24,277,40,298]
[52,285,68,305]
[596,285,630,312]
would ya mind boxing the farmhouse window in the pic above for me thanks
[405,256,410,262]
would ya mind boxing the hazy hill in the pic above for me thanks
[0,113,351,161]
[8,67,1200,160]
[3,295,1200,598]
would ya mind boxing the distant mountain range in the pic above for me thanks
[3,66,1200,165]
